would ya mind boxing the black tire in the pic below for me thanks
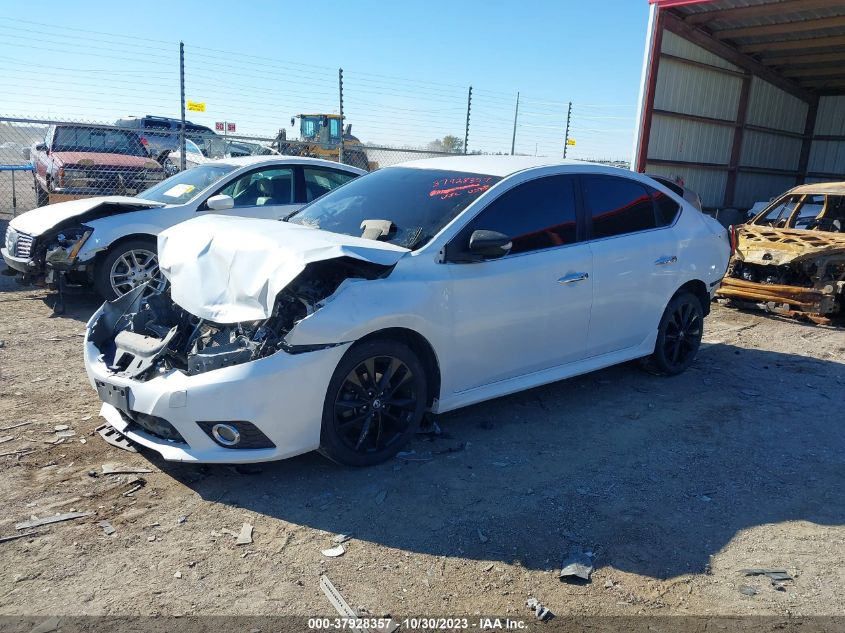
[319,339,427,467]
[644,291,704,376]
[34,177,49,207]
[93,237,165,301]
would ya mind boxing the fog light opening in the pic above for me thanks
[211,423,241,446]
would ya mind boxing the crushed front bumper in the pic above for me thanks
[716,276,840,317]
[84,313,350,463]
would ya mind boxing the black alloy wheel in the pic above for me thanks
[646,291,704,375]
[320,340,427,466]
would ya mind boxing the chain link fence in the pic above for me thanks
[0,116,462,221]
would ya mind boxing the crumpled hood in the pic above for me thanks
[9,196,165,236]
[157,215,409,323]
[736,224,845,266]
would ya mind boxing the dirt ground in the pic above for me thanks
[0,261,844,623]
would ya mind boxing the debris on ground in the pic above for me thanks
[740,568,793,581]
[321,544,346,558]
[122,478,147,497]
[320,575,399,632]
[54,425,69,432]
[101,463,154,475]
[174,571,182,579]
[0,435,14,444]
[0,421,32,432]
[236,523,254,546]
[560,548,594,582]
[332,533,352,544]
[98,521,116,536]
[15,511,95,530]
[526,597,555,621]
[177,515,188,524]
[0,531,42,544]
[739,585,758,596]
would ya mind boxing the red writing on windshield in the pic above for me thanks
[430,176,494,200]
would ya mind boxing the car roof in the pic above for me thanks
[393,155,602,177]
[788,181,845,196]
[212,155,367,174]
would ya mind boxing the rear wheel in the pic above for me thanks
[645,291,704,375]
[93,238,166,300]
[319,340,427,466]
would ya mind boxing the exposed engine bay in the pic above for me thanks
[89,257,391,381]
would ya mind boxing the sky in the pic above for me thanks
[0,1,651,161]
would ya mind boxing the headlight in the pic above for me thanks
[60,168,88,188]
[49,226,93,262]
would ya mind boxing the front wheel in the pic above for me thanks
[644,291,704,375]
[319,340,428,466]
[93,238,167,300]
[34,177,49,207]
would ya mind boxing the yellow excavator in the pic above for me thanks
[273,114,374,171]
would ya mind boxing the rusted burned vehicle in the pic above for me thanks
[717,182,845,323]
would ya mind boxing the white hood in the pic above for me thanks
[157,215,409,323]
[9,196,165,236]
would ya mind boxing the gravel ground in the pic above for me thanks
[0,266,843,621]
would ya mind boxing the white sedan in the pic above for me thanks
[84,156,730,466]
[2,156,365,299]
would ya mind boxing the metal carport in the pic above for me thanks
[632,0,845,214]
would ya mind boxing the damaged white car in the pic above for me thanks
[2,156,363,299]
[84,156,730,466]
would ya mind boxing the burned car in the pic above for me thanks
[84,156,729,466]
[717,182,845,323]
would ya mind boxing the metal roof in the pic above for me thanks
[666,0,845,94]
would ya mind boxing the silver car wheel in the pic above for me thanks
[109,248,166,297]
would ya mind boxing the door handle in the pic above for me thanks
[558,272,589,284]
[654,256,678,265]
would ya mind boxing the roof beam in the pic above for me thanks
[714,15,845,40]
[739,34,845,54]
[804,78,845,89]
[763,51,845,67]
[662,12,814,103]
[685,0,840,25]
[783,66,845,79]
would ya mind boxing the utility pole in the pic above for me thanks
[463,85,472,154]
[510,91,520,156]
[179,41,186,172]
[338,68,344,165]
[563,101,573,159]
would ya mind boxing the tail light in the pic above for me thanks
[728,224,737,256]
[140,136,149,146]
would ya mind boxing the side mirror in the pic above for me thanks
[22,147,31,160]
[35,143,47,152]
[468,230,512,259]
[206,194,234,211]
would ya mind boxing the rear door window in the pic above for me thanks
[582,175,656,239]
[649,186,681,227]
[302,167,357,202]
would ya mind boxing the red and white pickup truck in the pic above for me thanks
[27,124,166,206]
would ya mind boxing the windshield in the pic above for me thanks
[286,167,502,249]
[53,127,147,156]
[137,163,236,204]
